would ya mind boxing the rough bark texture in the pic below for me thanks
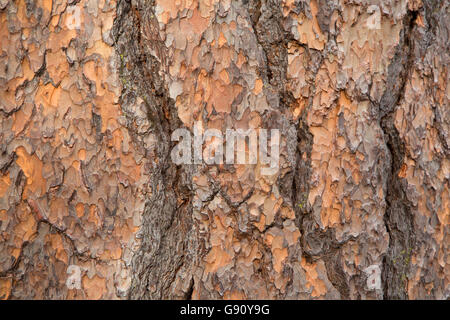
[0,0,448,300]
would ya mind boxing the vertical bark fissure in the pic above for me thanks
[248,0,350,299]
[113,0,196,299]
[379,9,419,300]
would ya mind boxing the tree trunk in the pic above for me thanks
[0,0,448,299]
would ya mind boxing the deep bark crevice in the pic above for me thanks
[379,9,419,300]
[112,0,196,299]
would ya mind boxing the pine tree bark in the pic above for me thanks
[0,0,448,299]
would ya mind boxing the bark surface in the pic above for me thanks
[0,0,448,299]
